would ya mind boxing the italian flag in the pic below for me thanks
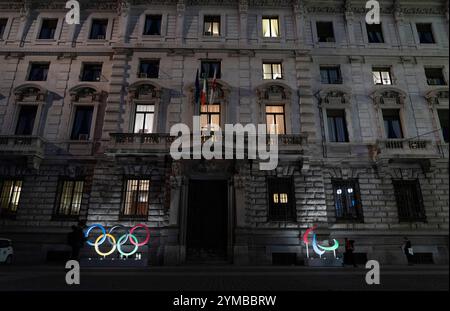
[200,77,207,106]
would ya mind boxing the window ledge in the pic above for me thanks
[119,215,148,221]
[52,215,80,221]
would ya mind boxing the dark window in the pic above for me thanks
[416,23,435,44]
[71,106,93,140]
[27,63,49,81]
[366,23,384,43]
[138,60,159,78]
[0,180,22,218]
[383,109,403,139]
[15,105,37,135]
[268,177,295,222]
[316,22,335,42]
[122,179,150,217]
[320,66,342,84]
[38,19,58,39]
[201,61,221,79]
[263,62,283,80]
[332,179,363,222]
[327,109,349,142]
[204,15,220,36]
[393,180,426,222]
[438,109,449,143]
[134,104,155,133]
[262,16,280,38]
[80,63,102,81]
[0,18,7,38]
[89,19,108,39]
[425,68,446,86]
[372,67,392,85]
[54,179,84,217]
[143,15,162,35]
[0,240,12,248]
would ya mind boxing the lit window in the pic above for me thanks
[122,179,150,217]
[200,104,221,132]
[262,17,279,38]
[15,105,37,135]
[316,22,335,42]
[273,193,279,203]
[71,106,93,140]
[327,109,349,142]
[55,180,84,217]
[134,104,155,134]
[416,23,435,44]
[372,67,392,85]
[332,179,363,222]
[38,19,58,39]
[383,109,403,139]
[366,23,384,43]
[89,19,108,40]
[280,193,288,203]
[28,63,49,81]
[204,15,220,36]
[143,15,162,36]
[0,180,22,218]
[263,63,283,80]
[266,105,285,135]
[268,178,295,221]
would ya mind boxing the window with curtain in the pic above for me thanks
[383,109,403,139]
[425,68,446,85]
[372,67,392,85]
[89,19,108,39]
[201,61,221,79]
[327,109,349,142]
[416,23,435,44]
[200,104,221,132]
[138,60,160,78]
[122,179,150,217]
[266,105,285,135]
[71,106,93,140]
[80,63,102,81]
[316,21,335,42]
[0,18,8,38]
[332,179,363,222]
[393,180,426,222]
[262,17,279,38]
[320,66,342,84]
[366,23,384,43]
[28,63,49,81]
[134,104,155,134]
[0,180,22,218]
[263,63,283,80]
[204,15,220,36]
[15,105,37,136]
[38,19,58,39]
[143,15,162,35]
[268,177,295,221]
[438,109,449,143]
[54,180,84,217]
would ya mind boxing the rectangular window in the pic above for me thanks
[416,23,435,44]
[316,22,335,42]
[266,105,285,135]
[71,106,93,140]
[327,109,349,142]
[332,179,363,222]
[0,180,22,218]
[262,16,279,38]
[138,60,160,78]
[134,104,155,134]
[372,67,392,85]
[54,180,84,217]
[263,63,283,80]
[15,105,37,135]
[383,109,403,139]
[143,15,162,36]
[320,66,342,84]
[201,61,221,79]
[27,63,49,81]
[268,177,295,221]
[0,18,7,38]
[204,15,220,36]
[366,23,384,43]
[438,109,449,143]
[122,179,150,217]
[393,180,426,222]
[38,18,58,39]
[80,63,102,82]
[200,104,221,131]
[425,68,446,86]
[89,19,108,39]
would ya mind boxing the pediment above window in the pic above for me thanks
[70,86,104,102]
[129,82,162,100]
[371,87,407,106]
[318,87,351,105]
[425,88,449,106]
[14,85,47,102]
[256,83,292,101]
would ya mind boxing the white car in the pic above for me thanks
[0,239,13,264]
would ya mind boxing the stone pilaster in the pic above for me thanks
[239,0,248,45]
[176,0,185,44]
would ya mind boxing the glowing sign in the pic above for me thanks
[302,225,339,258]
[85,223,150,258]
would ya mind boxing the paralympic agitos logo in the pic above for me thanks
[302,225,339,258]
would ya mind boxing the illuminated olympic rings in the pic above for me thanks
[84,223,150,257]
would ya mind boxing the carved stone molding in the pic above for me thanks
[371,87,407,107]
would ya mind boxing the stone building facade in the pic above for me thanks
[0,0,448,265]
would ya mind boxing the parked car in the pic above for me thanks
[0,239,13,264]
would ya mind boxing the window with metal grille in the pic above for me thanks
[393,180,426,222]
[15,105,37,135]
[366,23,384,43]
[416,23,435,44]
[332,179,363,222]
[122,179,150,217]
[383,109,403,139]
[320,66,342,84]
[262,17,280,38]
[143,15,162,36]
[80,63,102,81]
[263,62,283,80]
[54,179,84,217]
[266,105,285,135]
[438,109,449,143]
[0,180,22,218]
[28,63,49,81]
[89,19,108,39]
[204,15,220,36]
[138,60,159,78]
[316,22,335,42]
[38,19,58,39]
[372,67,392,85]
[0,18,8,38]
[327,109,349,142]
[134,104,155,134]
[425,68,446,86]
[268,177,295,222]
